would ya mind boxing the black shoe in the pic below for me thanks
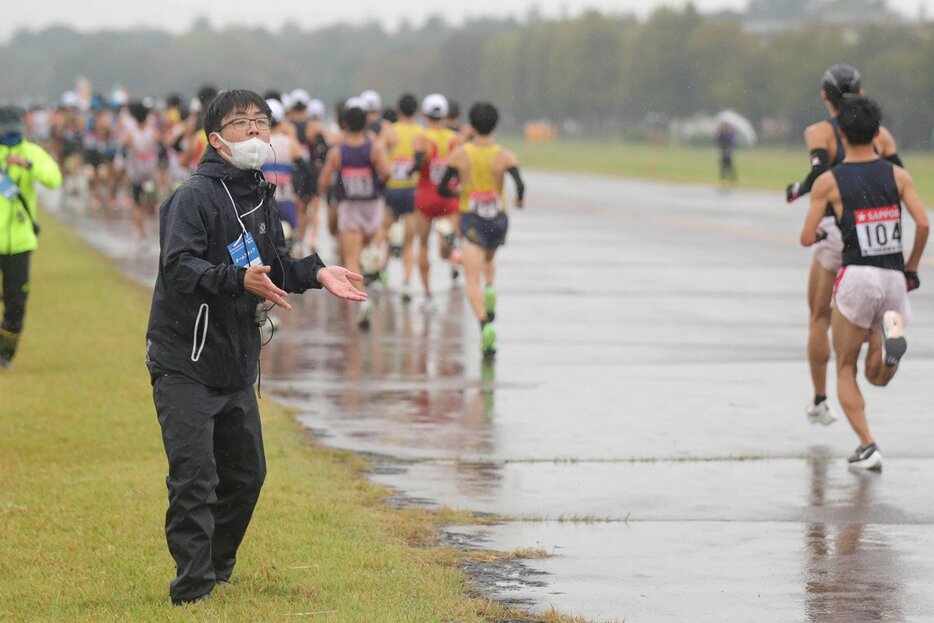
[172,591,211,606]
[882,311,906,367]
[0,355,12,370]
[847,443,883,471]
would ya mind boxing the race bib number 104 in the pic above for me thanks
[855,205,902,257]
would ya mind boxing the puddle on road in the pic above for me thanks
[448,515,934,623]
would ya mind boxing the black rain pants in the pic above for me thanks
[0,251,30,361]
[152,373,266,604]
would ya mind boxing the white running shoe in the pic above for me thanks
[434,217,454,238]
[360,246,379,275]
[400,284,412,304]
[434,217,457,249]
[882,310,907,367]
[420,296,436,313]
[388,222,404,257]
[356,300,373,330]
[805,400,838,426]
[847,443,883,472]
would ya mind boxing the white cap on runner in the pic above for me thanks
[421,93,448,119]
[266,98,285,124]
[307,99,326,119]
[290,88,311,108]
[344,96,367,112]
[359,90,381,112]
[61,91,80,109]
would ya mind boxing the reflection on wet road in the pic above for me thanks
[55,170,934,622]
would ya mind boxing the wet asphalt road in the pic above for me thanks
[54,169,934,622]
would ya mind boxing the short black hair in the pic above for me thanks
[334,99,347,129]
[344,105,367,133]
[398,93,418,117]
[382,109,398,123]
[469,102,499,136]
[837,97,881,146]
[128,101,149,125]
[447,100,460,119]
[202,89,271,135]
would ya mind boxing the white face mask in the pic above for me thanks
[214,135,271,170]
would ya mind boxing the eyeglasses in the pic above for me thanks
[219,117,271,132]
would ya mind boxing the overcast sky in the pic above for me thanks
[4,0,932,43]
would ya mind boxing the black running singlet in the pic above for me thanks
[833,159,904,272]
[829,118,846,166]
[824,118,847,218]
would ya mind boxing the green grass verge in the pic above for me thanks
[0,215,583,623]
[503,138,934,205]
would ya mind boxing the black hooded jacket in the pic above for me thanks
[146,147,326,390]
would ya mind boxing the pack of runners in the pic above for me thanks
[23,72,926,474]
[20,85,527,358]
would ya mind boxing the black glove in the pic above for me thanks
[786,182,801,203]
[905,270,920,292]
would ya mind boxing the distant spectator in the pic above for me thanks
[716,122,737,185]
[0,105,62,369]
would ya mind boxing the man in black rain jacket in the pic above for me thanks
[146,90,366,605]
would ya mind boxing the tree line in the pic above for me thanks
[2,5,932,147]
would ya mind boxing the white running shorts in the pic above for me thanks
[337,199,385,236]
[833,264,910,332]
[813,215,844,273]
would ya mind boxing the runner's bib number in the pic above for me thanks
[855,206,902,257]
[342,166,375,199]
[391,158,414,181]
[468,191,502,220]
[429,158,447,185]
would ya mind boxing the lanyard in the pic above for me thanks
[220,179,263,236]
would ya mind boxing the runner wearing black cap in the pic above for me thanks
[800,97,927,471]
[786,64,903,428]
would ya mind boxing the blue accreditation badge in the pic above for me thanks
[0,170,20,200]
[227,232,263,268]
[243,232,263,267]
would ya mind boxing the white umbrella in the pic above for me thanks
[715,110,757,146]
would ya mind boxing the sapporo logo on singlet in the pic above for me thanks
[855,205,901,257]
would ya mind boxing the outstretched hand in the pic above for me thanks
[244,265,292,310]
[317,266,368,301]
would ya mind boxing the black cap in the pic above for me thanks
[822,64,861,102]
[0,106,25,135]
